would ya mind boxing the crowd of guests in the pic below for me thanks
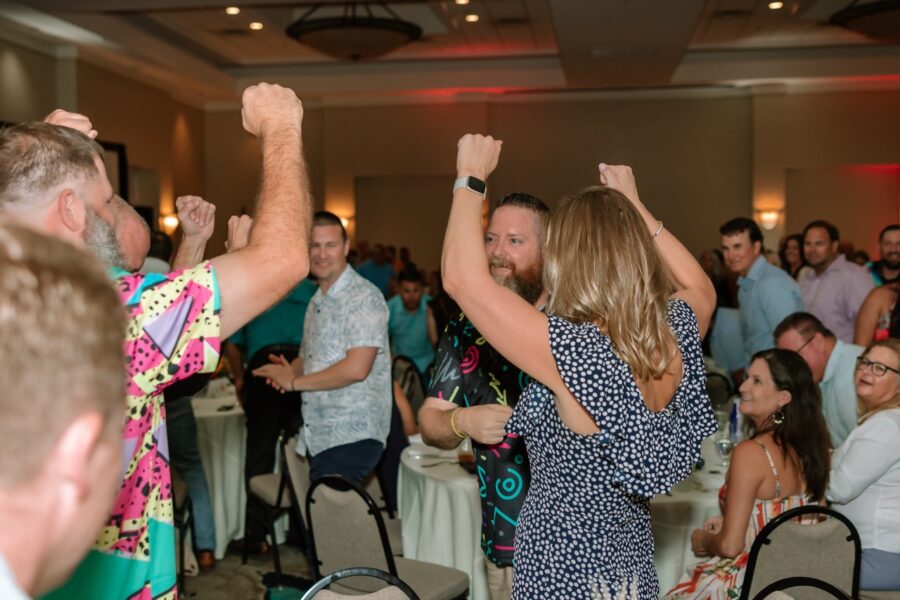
[1,91,899,600]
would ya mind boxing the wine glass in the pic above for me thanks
[714,429,735,470]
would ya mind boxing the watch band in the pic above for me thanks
[453,175,487,198]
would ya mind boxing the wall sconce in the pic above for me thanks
[160,214,180,235]
[755,209,782,231]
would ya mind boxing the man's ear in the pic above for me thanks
[752,240,763,256]
[56,188,87,237]
[50,412,105,502]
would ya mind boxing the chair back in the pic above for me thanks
[705,371,733,413]
[301,567,420,600]
[741,505,861,600]
[392,356,426,419]
[281,435,311,522]
[306,476,397,586]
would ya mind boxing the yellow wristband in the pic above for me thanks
[450,408,468,440]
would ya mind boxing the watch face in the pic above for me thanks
[468,177,486,194]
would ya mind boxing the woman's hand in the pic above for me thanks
[598,163,640,206]
[457,134,502,181]
[690,528,712,557]
[703,515,724,534]
[251,354,295,392]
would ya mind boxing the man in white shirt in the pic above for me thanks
[775,312,864,447]
[799,220,874,342]
[254,211,392,483]
[0,224,125,599]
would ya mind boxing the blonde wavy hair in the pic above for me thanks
[858,338,900,424]
[545,185,676,381]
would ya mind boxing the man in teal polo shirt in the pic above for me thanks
[224,277,318,553]
[387,269,435,374]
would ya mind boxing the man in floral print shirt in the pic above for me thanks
[0,83,311,599]
[419,192,549,600]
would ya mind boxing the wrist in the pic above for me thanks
[450,407,468,439]
[456,169,487,181]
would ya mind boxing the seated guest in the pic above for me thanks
[867,224,900,286]
[0,224,125,599]
[798,220,873,343]
[388,268,435,374]
[854,284,900,346]
[775,312,864,447]
[357,243,394,297]
[665,349,831,599]
[828,339,900,591]
[778,233,810,280]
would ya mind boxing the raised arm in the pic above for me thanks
[441,134,563,395]
[209,84,311,338]
[600,164,715,338]
[171,195,215,270]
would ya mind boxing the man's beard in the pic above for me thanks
[883,255,900,271]
[489,256,544,306]
[84,206,127,269]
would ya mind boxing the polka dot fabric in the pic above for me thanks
[505,299,717,599]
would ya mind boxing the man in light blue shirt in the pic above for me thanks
[775,312,863,447]
[721,217,804,379]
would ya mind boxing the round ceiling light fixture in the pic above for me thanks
[286,2,423,61]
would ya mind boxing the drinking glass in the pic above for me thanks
[714,429,735,470]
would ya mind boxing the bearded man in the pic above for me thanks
[419,192,549,600]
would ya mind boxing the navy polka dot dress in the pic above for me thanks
[505,299,717,599]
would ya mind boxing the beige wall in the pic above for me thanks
[77,61,205,224]
[753,88,900,249]
[0,38,57,122]
[7,34,900,264]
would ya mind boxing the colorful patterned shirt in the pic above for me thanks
[44,263,221,600]
[426,312,532,567]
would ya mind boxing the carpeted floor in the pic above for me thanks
[180,544,314,600]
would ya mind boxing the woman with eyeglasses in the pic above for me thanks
[827,338,900,591]
[664,349,830,599]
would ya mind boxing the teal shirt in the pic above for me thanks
[387,294,434,374]
[229,278,318,361]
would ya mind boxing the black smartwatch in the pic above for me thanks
[453,175,487,198]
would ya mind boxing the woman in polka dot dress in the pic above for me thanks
[442,135,718,599]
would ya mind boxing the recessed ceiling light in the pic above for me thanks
[225,6,240,15]
[768,1,784,9]
[464,13,479,23]
[249,21,264,30]
[455,0,470,5]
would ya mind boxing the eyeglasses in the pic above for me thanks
[855,356,900,377]
[794,336,814,353]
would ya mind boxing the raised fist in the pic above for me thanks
[456,134,502,181]
[241,83,303,138]
[225,214,253,253]
[44,109,98,139]
[598,163,640,205]
[176,195,215,242]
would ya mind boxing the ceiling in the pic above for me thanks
[2,0,900,107]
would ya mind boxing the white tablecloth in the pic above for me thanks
[192,392,248,559]
[398,438,723,599]
[398,444,489,600]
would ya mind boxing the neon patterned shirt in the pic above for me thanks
[426,312,531,567]
[44,263,221,600]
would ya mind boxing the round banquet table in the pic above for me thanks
[191,390,248,559]
[398,441,490,600]
[398,436,723,599]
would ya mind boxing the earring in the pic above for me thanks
[771,410,785,425]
